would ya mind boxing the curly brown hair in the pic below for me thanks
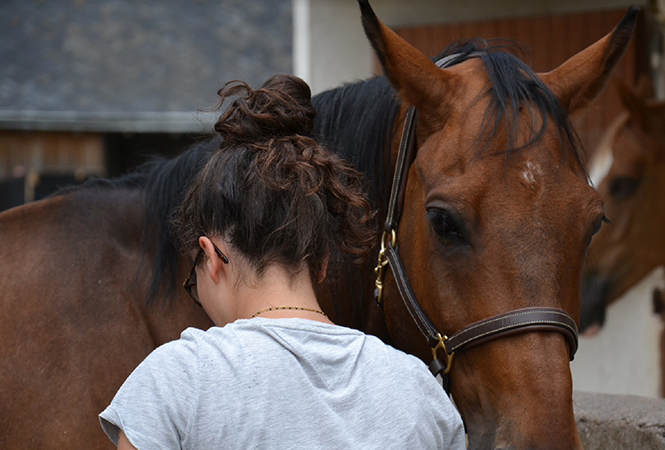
[173,75,375,282]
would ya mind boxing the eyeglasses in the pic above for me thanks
[183,242,229,307]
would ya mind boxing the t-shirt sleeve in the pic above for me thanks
[411,365,467,450]
[99,331,200,450]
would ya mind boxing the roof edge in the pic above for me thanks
[0,110,218,133]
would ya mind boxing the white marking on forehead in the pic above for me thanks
[589,142,614,188]
[521,161,542,187]
[588,111,627,188]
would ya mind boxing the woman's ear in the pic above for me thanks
[198,236,226,284]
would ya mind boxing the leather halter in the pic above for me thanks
[373,53,579,390]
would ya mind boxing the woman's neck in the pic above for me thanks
[232,265,332,324]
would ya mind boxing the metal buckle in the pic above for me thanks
[431,333,454,375]
[374,229,397,306]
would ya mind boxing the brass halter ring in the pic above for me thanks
[374,229,397,306]
[432,333,455,375]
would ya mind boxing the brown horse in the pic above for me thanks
[0,2,636,449]
[581,77,665,332]
[0,185,214,448]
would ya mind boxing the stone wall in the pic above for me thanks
[574,392,665,449]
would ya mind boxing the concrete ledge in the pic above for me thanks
[574,392,665,449]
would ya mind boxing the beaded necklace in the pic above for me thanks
[250,305,328,319]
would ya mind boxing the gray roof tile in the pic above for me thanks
[0,0,293,131]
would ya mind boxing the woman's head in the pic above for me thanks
[174,75,374,284]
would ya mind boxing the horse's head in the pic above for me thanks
[359,1,636,448]
[582,78,665,332]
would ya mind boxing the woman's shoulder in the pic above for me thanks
[176,325,247,356]
[357,332,430,368]
[178,321,432,381]
[141,326,236,370]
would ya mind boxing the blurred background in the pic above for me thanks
[1,0,663,398]
[0,0,649,207]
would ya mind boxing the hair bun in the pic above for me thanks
[214,75,316,144]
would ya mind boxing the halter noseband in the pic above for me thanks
[373,53,579,391]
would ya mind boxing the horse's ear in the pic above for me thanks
[634,74,655,100]
[615,76,665,135]
[539,7,638,115]
[358,0,452,125]
[616,77,651,130]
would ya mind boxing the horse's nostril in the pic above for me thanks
[652,288,665,315]
[580,275,610,332]
[582,323,602,337]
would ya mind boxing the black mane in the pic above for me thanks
[58,135,222,302]
[311,76,400,324]
[57,40,584,308]
[312,75,400,214]
[439,40,585,168]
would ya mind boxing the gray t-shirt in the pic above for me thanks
[100,318,465,449]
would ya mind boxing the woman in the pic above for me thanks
[99,75,465,449]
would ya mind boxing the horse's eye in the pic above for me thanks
[587,215,609,247]
[591,216,609,237]
[427,209,467,244]
[609,176,640,199]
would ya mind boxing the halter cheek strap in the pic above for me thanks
[374,53,580,392]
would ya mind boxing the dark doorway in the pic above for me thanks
[0,177,25,212]
[104,132,209,178]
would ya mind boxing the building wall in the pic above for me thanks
[371,0,647,27]
[294,0,374,95]
[571,269,664,398]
